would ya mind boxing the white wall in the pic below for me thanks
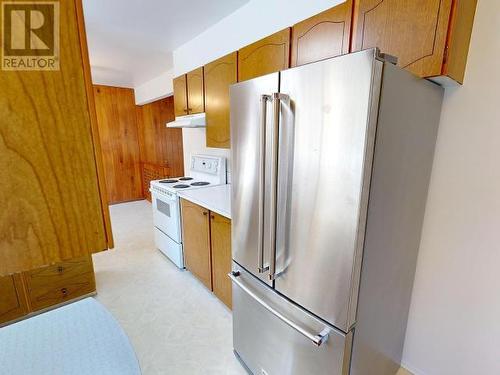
[173,0,340,174]
[402,1,500,374]
[134,70,174,105]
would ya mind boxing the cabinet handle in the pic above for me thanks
[210,215,215,219]
[57,266,64,273]
[202,211,208,216]
[61,288,68,296]
[183,108,188,113]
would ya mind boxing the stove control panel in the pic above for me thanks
[191,155,220,175]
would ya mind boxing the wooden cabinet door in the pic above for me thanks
[238,28,291,82]
[352,0,453,78]
[0,274,28,325]
[186,67,205,114]
[173,75,188,117]
[0,0,110,275]
[181,199,212,290]
[204,52,237,149]
[210,213,232,308]
[291,1,352,67]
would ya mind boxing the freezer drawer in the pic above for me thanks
[231,264,352,375]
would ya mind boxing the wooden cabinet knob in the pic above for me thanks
[202,211,208,216]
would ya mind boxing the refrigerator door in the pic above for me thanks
[230,73,279,286]
[274,50,382,331]
[231,263,352,375]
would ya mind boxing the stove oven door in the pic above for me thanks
[151,190,181,243]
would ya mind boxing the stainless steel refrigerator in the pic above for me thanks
[229,49,443,375]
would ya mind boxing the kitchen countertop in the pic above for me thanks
[178,184,231,219]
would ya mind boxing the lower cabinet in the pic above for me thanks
[180,199,232,308]
[181,200,213,290]
[0,274,28,325]
[0,255,97,326]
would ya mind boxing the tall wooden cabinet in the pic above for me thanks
[180,199,232,308]
[352,0,477,83]
[291,1,352,67]
[238,28,291,82]
[204,52,237,149]
[0,0,112,276]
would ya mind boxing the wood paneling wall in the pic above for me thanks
[137,96,184,177]
[94,90,183,204]
[0,0,110,275]
[93,85,143,204]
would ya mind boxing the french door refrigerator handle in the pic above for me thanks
[229,271,330,347]
[258,95,271,273]
[268,92,290,281]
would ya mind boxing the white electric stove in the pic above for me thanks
[150,155,226,268]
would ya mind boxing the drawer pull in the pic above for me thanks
[229,271,330,347]
[61,288,68,296]
[57,266,64,273]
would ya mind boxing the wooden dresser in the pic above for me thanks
[0,255,96,326]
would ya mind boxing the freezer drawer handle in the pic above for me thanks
[229,270,330,347]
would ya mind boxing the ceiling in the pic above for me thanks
[83,0,249,88]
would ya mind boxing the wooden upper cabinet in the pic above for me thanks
[352,0,477,84]
[291,1,352,67]
[210,213,232,309]
[0,0,112,276]
[238,28,291,82]
[173,75,188,117]
[181,199,212,290]
[186,67,205,114]
[204,52,237,149]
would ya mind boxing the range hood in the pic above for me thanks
[166,113,206,128]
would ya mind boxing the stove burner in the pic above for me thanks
[159,179,178,184]
[173,184,190,189]
[178,177,193,181]
[191,181,210,186]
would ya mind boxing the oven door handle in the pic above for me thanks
[150,188,177,202]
